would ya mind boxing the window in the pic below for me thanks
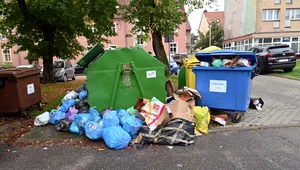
[263,9,279,20]
[273,38,281,43]
[137,36,144,46]
[286,0,292,4]
[291,37,300,53]
[286,9,300,20]
[263,38,272,44]
[86,46,92,51]
[0,33,6,40]
[169,43,177,55]
[275,0,280,4]
[2,49,11,62]
[91,26,96,33]
[111,23,117,33]
[108,45,117,49]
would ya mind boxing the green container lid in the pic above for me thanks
[77,43,104,68]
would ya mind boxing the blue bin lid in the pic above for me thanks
[195,50,257,65]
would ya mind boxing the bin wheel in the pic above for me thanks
[72,74,76,80]
[227,112,242,123]
[19,109,29,118]
[38,102,43,110]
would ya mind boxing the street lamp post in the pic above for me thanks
[209,22,212,46]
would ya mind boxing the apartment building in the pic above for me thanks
[223,0,300,53]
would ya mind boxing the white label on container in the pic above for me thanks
[27,83,35,94]
[209,80,227,93]
[146,70,156,78]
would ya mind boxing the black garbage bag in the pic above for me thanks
[249,98,264,110]
[139,118,195,146]
[76,83,87,93]
[55,118,71,132]
[75,99,90,113]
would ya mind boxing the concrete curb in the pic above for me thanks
[208,123,300,133]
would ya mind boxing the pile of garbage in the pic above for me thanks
[200,55,252,68]
[33,82,264,150]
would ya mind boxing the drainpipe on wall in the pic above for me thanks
[125,22,128,47]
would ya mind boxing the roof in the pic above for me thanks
[203,11,224,28]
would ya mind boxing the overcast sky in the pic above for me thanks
[186,0,225,35]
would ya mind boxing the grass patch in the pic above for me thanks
[169,74,178,90]
[269,61,300,80]
[30,79,86,116]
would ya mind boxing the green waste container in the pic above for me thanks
[77,44,167,112]
[178,66,186,89]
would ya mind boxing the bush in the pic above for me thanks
[0,62,15,69]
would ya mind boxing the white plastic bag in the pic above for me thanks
[34,111,50,126]
[62,91,78,101]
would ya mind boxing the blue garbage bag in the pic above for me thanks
[79,90,88,100]
[102,110,120,128]
[59,99,76,113]
[89,108,101,123]
[74,114,90,135]
[122,115,143,138]
[102,126,131,149]
[117,109,130,126]
[49,109,66,125]
[70,121,80,134]
[85,121,104,140]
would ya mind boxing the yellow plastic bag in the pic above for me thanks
[193,106,210,133]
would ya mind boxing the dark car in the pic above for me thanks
[249,45,296,74]
[73,64,84,75]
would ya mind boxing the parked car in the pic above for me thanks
[168,56,179,75]
[16,64,43,79]
[73,64,84,75]
[50,60,76,82]
[249,44,296,74]
[172,53,189,68]
[16,64,42,70]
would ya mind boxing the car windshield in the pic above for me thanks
[53,61,64,68]
[268,47,293,53]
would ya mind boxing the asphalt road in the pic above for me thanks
[1,127,300,170]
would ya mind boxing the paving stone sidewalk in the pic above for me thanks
[210,75,300,132]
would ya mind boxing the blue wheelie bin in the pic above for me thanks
[192,50,257,113]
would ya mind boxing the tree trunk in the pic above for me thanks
[152,28,170,77]
[41,25,56,83]
[42,56,55,83]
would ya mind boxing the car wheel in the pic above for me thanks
[72,73,76,80]
[63,74,68,82]
[255,60,265,75]
[284,68,293,72]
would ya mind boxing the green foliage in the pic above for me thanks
[193,21,224,50]
[119,0,214,76]
[0,62,15,68]
[270,61,300,80]
[120,0,213,40]
[0,0,117,60]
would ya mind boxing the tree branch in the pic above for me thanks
[17,0,28,18]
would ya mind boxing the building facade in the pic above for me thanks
[198,10,224,34]
[223,0,300,53]
[0,6,191,66]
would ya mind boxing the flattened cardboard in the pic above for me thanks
[167,100,195,122]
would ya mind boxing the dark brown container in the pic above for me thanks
[0,68,42,114]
